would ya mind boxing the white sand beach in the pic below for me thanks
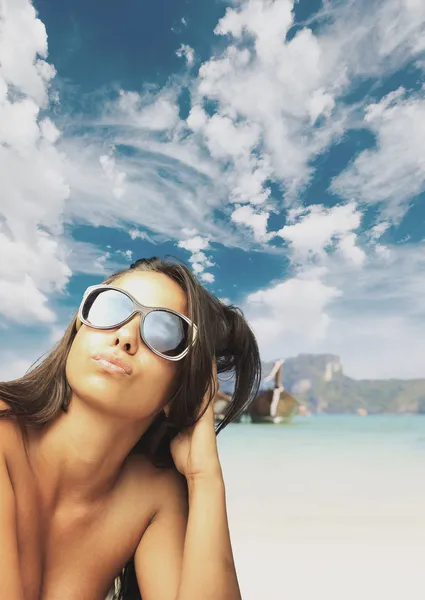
[219,416,425,600]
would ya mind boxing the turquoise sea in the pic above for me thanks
[218,415,425,600]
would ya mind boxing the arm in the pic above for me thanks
[134,468,242,600]
[177,470,242,600]
[0,434,25,600]
[134,469,188,600]
[136,360,242,600]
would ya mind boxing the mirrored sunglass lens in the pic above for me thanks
[144,311,189,357]
[83,289,133,327]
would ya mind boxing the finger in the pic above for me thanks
[210,358,218,394]
[199,388,212,414]
[199,367,217,416]
[209,358,219,396]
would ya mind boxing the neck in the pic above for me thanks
[25,395,156,510]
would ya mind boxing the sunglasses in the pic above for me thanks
[77,284,197,361]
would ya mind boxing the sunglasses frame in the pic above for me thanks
[77,284,197,361]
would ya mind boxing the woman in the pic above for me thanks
[0,256,261,600]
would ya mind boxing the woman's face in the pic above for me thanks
[66,271,188,421]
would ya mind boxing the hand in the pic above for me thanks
[168,359,222,482]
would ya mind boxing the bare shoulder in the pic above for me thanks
[132,461,188,599]
[153,466,189,523]
[0,400,23,464]
[126,453,188,517]
[0,398,12,412]
[157,467,188,504]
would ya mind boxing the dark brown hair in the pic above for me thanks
[0,256,261,599]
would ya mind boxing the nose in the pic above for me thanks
[114,313,142,355]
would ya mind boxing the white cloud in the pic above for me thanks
[192,0,348,201]
[331,87,425,220]
[128,229,156,243]
[0,352,35,382]
[190,251,214,271]
[39,117,60,144]
[178,235,216,282]
[200,272,215,283]
[187,106,272,209]
[60,129,232,243]
[374,243,392,260]
[0,273,56,324]
[337,232,366,267]
[231,205,270,242]
[55,0,425,255]
[315,241,425,378]
[99,150,127,199]
[308,88,336,125]
[0,0,72,325]
[195,113,261,161]
[243,242,425,378]
[274,202,365,266]
[176,44,195,66]
[0,0,55,105]
[178,235,210,253]
[243,267,342,359]
[368,221,391,241]
[58,84,247,247]
[115,88,180,131]
[61,238,125,277]
[116,249,133,261]
[189,0,425,223]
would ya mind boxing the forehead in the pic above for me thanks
[113,272,188,315]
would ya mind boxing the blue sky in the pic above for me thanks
[1,0,425,380]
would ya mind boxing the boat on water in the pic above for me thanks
[248,359,299,423]
[249,388,299,423]
[213,390,243,423]
[213,359,299,424]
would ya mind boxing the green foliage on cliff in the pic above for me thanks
[262,354,425,414]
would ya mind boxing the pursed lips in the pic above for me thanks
[92,353,133,375]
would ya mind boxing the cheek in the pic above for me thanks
[65,329,111,397]
[137,353,179,402]
[65,334,91,391]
